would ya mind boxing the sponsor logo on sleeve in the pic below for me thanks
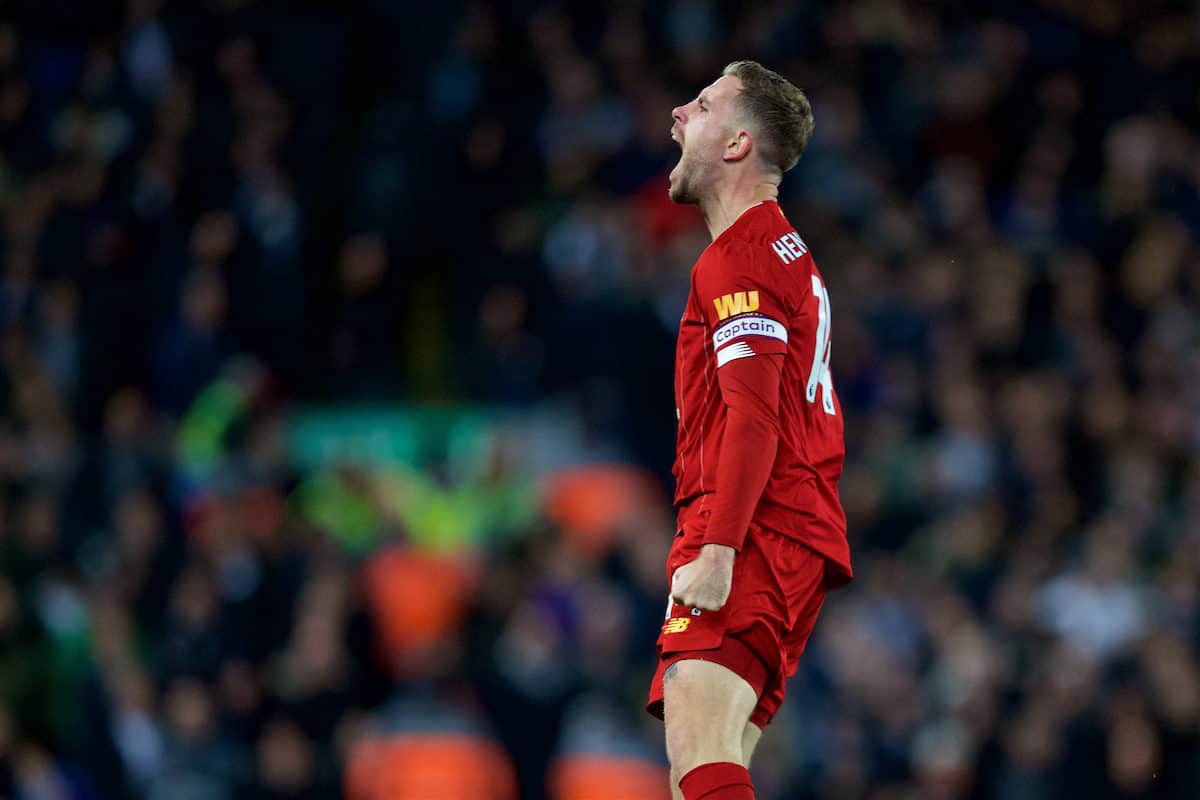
[712,290,759,320]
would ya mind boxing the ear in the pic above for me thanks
[722,129,752,163]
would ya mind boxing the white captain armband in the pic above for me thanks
[712,314,787,351]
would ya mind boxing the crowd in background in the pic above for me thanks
[2,0,1200,798]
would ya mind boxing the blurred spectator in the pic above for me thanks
[153,268,233,414]
[240,716,335,800]
[145,676,239,800]
[327,233,400,400]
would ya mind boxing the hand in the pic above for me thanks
[671,544,736,612]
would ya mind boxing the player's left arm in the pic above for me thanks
[703,353,782,551]
[671,242,788,612]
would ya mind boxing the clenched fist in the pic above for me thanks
[671,543,736,611]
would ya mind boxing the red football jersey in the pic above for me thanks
[673,200,851,582]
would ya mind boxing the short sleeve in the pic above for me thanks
[695,240,789,368]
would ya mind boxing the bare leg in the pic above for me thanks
[741,721,764,768]
[663,659,758,797]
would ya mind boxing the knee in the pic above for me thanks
[662,661,755,772]
[666,719,740,775]
[670,766,684,800]
[665,716,705,773]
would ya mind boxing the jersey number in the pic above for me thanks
[806,275,836,415]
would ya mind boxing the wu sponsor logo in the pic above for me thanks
[662,617,691,634]
[713,290,759,320]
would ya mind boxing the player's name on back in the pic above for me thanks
[771,232,808,263]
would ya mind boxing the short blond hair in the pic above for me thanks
[722,60,814,174]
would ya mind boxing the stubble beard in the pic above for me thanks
[669,152,701,205]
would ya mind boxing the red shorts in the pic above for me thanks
[646,519,831,728]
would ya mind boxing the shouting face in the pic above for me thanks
[668,74,745,205]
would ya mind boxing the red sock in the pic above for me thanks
[679,762,755,800]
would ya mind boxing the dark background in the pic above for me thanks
[1,1,1199,798]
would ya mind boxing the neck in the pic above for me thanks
[699,179,779,241]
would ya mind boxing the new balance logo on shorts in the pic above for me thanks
[663,618,691,634]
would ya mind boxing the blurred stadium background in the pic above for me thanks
[1,1,1199,798]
